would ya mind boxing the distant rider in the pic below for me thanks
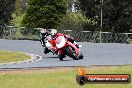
[40,29,51,47]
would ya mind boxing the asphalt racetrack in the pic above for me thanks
[0,39,132,69]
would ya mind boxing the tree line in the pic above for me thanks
[0,0,132,37]
[0,0,15,37]
[78,0,132,33]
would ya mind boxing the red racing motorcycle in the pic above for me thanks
[53,35,84,60]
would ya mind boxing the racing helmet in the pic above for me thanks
[40,28,47,34]
[50,29,57,35]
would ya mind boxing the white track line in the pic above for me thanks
[0,53,42,66]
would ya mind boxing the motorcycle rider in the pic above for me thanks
[49,29,79,53]
[40,29,79,54]
[49,29,81,59]
[40,28,53,54]
[40,28,51,47]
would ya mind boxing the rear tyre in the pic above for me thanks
[65,46,79,60]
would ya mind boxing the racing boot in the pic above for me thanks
[44,47,50,54]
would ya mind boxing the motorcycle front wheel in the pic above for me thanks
[64,46,79,60]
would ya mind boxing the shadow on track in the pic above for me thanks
[58,59,72,61]
[42,56,58,59]
[42,56,73,61]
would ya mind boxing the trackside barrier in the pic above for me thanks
[1,26,132,43]
[59,30,132,43]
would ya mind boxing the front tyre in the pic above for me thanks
[65,46,79,60]
[58,54,65,61]
[78,52,84,59]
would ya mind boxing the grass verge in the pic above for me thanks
[0,50,31,63]
[0,66,131,88]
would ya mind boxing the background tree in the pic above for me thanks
[22,0,67,29]
[103,0,132,32]
[65,0,75,12]
[78,0,100,31]
[14,0,27,16]
[0,0,15,37]
[57,13,86,31]
[57,12,97,31]
[78,0,132,33]
[65,0,80,12]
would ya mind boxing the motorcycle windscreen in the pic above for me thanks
[55,36,66,49]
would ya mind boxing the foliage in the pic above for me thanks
[78,0,132,33]
[65,0,75,12]
[14,0,27,15]
[0,0,15,37]
[12,0,27,27]
[22,0,67,29]
[57,12,97,31]
[103,0,132,33]
[12,13,25,27]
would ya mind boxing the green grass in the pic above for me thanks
[0,66,131,88]
[0,50,31,63]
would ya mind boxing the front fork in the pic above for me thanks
[67,41,79,56]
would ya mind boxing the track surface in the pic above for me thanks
[0,39,132,69]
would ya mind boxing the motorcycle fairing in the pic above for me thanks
[55,36,66,49]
